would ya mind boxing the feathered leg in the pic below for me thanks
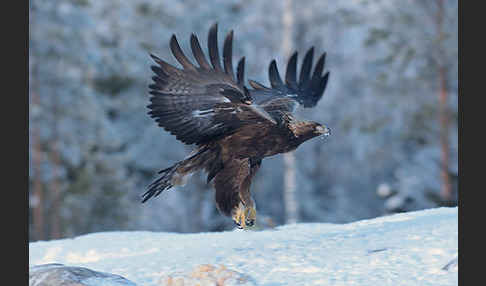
[232,158,261,229]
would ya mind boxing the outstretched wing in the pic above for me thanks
[148,23,274,145]
[248,47,330,119]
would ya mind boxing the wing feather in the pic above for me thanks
[148,24,274,145]
[170,35,197,71]
[248,79,271,91]
[190,33,211,70]
[269,60,284,88]
[208,23,223,72]
[299,47,314,84]
[250,47,330,115]
[312,52,326,80]
[236,57,245,85]
[285,52,298,89]
[223,30,235,80]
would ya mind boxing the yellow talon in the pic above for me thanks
[232,202,256,229]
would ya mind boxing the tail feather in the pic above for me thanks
[141,146,216,203]
[142,164,178,203]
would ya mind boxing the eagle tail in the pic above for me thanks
[141,165,177,203]
[141,146,214,203]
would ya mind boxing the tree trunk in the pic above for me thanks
[49,140,62,239]
[436,0,452,202]
[31,135,45,240]
[439,66,452,201]
[29,0,45,242]
[30,91,45,241]
[282,0,299,224]
[29,33,46,240]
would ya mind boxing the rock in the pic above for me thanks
[160,264,257,286]
[29,263,136,286]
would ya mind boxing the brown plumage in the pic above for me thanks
[142,23,331,229]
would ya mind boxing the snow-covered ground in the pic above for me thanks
[29,207,458,285]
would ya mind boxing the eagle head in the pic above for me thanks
[290,121,330,146]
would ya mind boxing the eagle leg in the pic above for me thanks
[232,202,256,229]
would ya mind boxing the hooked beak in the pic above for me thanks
[317,125,331,136]
[247,104,277,124]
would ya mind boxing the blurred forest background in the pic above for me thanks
[29,0,458,241]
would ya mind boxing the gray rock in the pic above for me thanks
[29,263,136,286]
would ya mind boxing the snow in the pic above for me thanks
[29,207,458,285]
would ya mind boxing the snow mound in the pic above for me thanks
[30,207,458,285]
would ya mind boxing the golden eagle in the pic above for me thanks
[142,23,330,229]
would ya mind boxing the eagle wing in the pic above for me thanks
[148,23,274,146]
[248,48,330,120]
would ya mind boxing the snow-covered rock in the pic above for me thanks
[29,207,458,286]
[29,263,136,286]
[160,264,257,286]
